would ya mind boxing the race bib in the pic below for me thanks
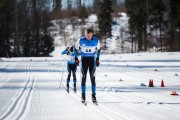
[67,55,74,62]
[80,46,97,54]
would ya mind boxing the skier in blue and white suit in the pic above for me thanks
[74,28,101,103]
[61,46,77,92]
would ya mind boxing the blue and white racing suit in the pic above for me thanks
[74,37,101,95]
[61,49,77,87]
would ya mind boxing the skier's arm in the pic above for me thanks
[61,49,67,55]
[96,48,101,67]
[61,47,69,55]
[97,48,101,59]
[74,48,78,59]
[74,39,80,59]
[96,40,101,59]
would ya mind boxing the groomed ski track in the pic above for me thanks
[0,53,180,120]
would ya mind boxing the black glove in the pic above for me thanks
[75,58,79,66]
[66,47,69,51]
[96,58,100,67]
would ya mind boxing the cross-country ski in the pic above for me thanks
[81,101,87,106]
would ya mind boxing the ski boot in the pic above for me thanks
[81,93,87,105]
[92,93,98,105]
[74,84,76,93]
[66,84,69,93]
[81,93,86,103]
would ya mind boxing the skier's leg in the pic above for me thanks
[72,64,77,91]
[89,58,97,102]
[89,58,96,94]
[81,58,88,101]
[66,64,71,90]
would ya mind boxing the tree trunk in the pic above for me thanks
[15,0,20,56]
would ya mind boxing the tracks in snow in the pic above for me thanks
[0,61,36,120]
[45,60,125,120]
[1,59,179,120]
[96,73,180,115]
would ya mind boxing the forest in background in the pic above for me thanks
[0,0,124,57]
[0,0,180,57]
[125,0,180,53]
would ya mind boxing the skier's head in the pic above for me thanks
[84,28,94,40]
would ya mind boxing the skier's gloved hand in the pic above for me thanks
[75,58,79,66]
[96,58,100,67]
[66,47,69,51]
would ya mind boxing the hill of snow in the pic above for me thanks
[50,13,130,57]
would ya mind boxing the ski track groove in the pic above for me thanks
[0,62,11,82]
[47,60,121,120]
[0,61,28,119]
[114,62,179,85]
[127,68,178,85]
[25,60,62,120]
[96,76,180,119]
[101,60,180,83]
[97,74,180,112]
[45,59,66,89]
[1,59,179,119]
[58,66,132,119]
[16,61,36,120]
[65,59,180,118]
[46,60,113,119]
[0,61,37,120]
[107,90,180,118]
[95,81,147,119]
[67,84,118,120]
[34,60,65,119]
[85,92,134,120]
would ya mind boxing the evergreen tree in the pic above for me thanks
[170,0,180,51]
[93,0,101,13]
[40,33,54,56]
[0,0,54,57]
[78,5,88,25]
[126,0,167,52]
[126,0,147,52]
[52,0,62,19]
[0,0,14,57]
[125,0,136,52]
[53,0,61,11]
[98,0,113,48]
[148,0,166,52]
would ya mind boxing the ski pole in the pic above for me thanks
[59,55,66,88]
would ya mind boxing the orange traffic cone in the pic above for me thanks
[170,91,178,96]
[161,79,165,87]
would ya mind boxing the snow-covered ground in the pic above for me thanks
[0,12,180,120]
[0,52,180,120]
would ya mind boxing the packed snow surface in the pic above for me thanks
[0,52,180,120]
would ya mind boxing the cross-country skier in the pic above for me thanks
[61,45,77,92]
[74,28,101,104]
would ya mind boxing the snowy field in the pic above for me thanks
[0,52,180,120]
